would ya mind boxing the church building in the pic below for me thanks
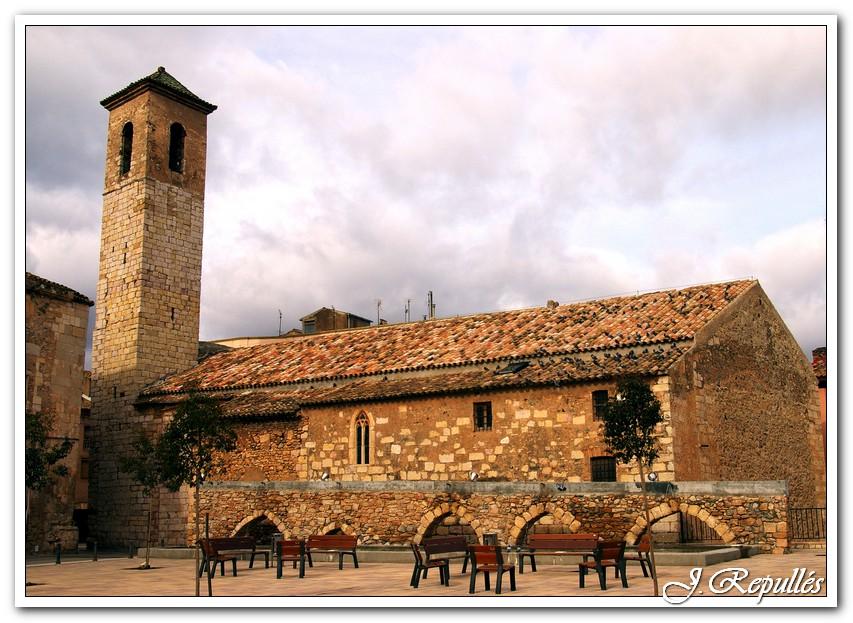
[88,68,824,554]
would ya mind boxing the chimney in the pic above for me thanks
[546,300,559,309]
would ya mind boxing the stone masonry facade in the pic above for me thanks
[25,274,92,550]
[198,481,790,554]
[89,71,213,546]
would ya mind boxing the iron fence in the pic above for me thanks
[788,508,827,540]
[679,512,722,543]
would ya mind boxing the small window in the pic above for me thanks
[120,122,133,174]
[592,390,609,421]
[591,456,617,482]
[302,320,316,334]
[355,412,370,465]
[473,401,492,431]
[168,122,186,172]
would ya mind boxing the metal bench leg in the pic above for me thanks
[468,569,477,594]
[231,559,237,577]
[339,553,344,570]
[530,554,537,573]
[353,552,359,569]
[509,568,516,592]
[461,553,469,575]
[410,562,421,588]
[597,566,607,591]
[483,571,491,592]
[495,571,503,595]
[619,562,629,588]
[299,555,306,578]
[579,565,586,588]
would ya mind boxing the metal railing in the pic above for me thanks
[788,508,827,540]
[679,512,722,543]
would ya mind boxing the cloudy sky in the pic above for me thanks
[24,23,828,363]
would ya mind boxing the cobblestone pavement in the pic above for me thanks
[23,550,828,602]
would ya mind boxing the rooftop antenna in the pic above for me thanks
[376,299,382,325]
[278,309,282,336]
[404,299,411,322]
[427,291,436,319]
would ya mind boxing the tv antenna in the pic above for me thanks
[427,291,436,319]
[278,309,282,336]
[376,299,382,325]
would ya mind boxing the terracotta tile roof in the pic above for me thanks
[25,272,94,306]
[812,347,827,380]
[142,280,754,398]
[137,344,690,417]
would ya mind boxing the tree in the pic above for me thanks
[157,393,236,597]
[119,433,163,569]
[25,411,74,527]
[600,377,664,596]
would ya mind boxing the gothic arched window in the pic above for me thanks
[120,122,133,174]
[355,412,370,465]
[168,122,186,172]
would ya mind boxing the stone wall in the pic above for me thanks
[196,480,789,554]
[264,380,674,484]
[90,88,209,547]
[25,290,90,550]
[668,284,825,509]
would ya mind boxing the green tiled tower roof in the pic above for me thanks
[100,66,217,114]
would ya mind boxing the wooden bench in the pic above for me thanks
[306,534,359,569]
[517,533,599,574]
[197,537,270,578]
[422,535,472,576]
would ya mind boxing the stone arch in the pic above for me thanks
[412,502,485,545]
[623,501,736,545]
[230,510,288,538]
[508,502,580,546]
[318,521,357,537]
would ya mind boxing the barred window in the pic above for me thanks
[592,390,609,421]
[473,401,492,432]
[591,456,617,482]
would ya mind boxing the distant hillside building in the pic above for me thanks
[300,307,373,334]
[25,272,93,550]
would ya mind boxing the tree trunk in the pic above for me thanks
[194,483,200,597]
[143,502,152,569]
[637,461,660,596]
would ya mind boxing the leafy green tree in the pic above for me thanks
[157,393,236,596]
[119,433,163,569]
[25,411,74,526]
[600,376,664,596]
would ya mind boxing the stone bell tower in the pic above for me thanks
[89,67,216,546]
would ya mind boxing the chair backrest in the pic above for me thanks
[637,534,651,553]
[199,538,216,557]
[595,540,626,563]
[410,543,425,565]
[469,544,502,566]
[277,539,304,557]
[423,535,468,555]
[307,534,357,548]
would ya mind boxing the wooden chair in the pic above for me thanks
[578,540,627,590]
[618,534,654,579]
[410,543,449,588]
[276,539,307,579]
[468,545,516,595]
[198,538,237,579]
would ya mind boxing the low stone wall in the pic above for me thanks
[196,480,789,554]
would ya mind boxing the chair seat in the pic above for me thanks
[476,563,515,572]
[580,559,616,569]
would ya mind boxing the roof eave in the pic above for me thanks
[101,81,217,115]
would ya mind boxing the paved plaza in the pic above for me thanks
[23,549,828,602]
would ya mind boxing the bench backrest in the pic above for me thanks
[423,535,469,556]
[526,533,598,550]
[307,534,357,549]
[208,537,256,553]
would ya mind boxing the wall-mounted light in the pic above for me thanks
[556,483,567,492]
[469,471,479,482]
[647,471,658,482]
[320,469,330,481]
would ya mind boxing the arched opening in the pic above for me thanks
[351,411,372,465]
[424,512,478,544]
[233,514,279,547]
[168,122,186,172]
[120,122,133,174]
[624,502,732,546]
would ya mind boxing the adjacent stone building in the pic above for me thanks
[25,272,93,550]
[88,69,824,554]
